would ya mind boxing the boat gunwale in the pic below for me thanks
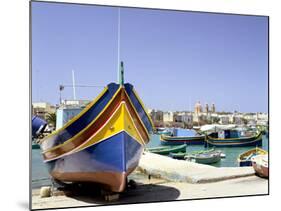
[160,134,205,141]
[205,137,262,146]
[206,131,262,141]
[237,148,268,163]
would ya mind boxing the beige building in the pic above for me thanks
[163,111,174,123]
[149,109,163,122]
[211,103,216,113]
[194,101,202,114]
[32,102,56,120]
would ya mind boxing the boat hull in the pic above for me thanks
[238,148,267,167]
[148,144,187,155]
[32,115,47,137]
[205,132,263,147]
[160,135,205,145]
[239,160,252,167]
[46,131,143,192]
[251,155,269,178]
[252,163,268,178]
[195,155,221,164]
[40,83,154,192]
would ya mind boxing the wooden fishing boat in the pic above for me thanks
[155,128,172,135]
[169,148,215,160]
[168,151,187,159]
[32,115,47,138]
[194,151,221,164]
[160,129,205,145]
[237,148,267,167]
[205,129,263,147]
[186,150,222,164]
[251,154,269,178]
[39,63,154,192]
[147,144,187,155]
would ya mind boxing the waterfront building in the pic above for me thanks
[163,111,174,123]
[232,116,243,125]
[32,102,56,120]
[205,103,209,113]
[194,101,202,114]
[211,103,216,113]
[150,109,163,122]
[219,115,230,124]
[60,99,91,108]
[256,112,268,121]
[182,113,193,125]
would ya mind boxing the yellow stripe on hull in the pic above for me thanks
[74,101,144,152]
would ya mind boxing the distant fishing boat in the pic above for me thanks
[193,151,221,164]
[237,147,267,167]
[32,115,47,138]
[147,144,187,155]
[160,128,205,145]
[186,150,222,164]
[155,127,172,135]
[169,148,216,160]
[40,62,154,192]
[205,129,263,147]
[251,154,269,178]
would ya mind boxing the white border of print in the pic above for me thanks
[0,0,279,211]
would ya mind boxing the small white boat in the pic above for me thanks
[251,154,268,178]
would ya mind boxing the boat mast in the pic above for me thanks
[117,8,121,84]
[72,70,76,100]
[117,8,124,85]
[119,61,124,85]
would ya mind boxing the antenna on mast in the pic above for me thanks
[117,8,121,83]
[72,70,76,100]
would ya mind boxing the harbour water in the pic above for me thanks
[31,134,269,188]
[146,134,269,167]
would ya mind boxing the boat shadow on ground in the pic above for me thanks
[58,181,181,205]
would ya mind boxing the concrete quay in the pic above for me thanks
[138,152,255,183]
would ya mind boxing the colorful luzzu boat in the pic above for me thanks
[205,130,263,147]
[40,64,153,192]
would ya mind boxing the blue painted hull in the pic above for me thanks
[205,138,262,147]
[124,83,153,133]
[239,160,252,167]
[47,131,143,192]
[32,115,47,137]
[161,139,205,145]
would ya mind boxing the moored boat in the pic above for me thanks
[39,63,154,192]
[160,128,205,145]
[32,115,47,138]
[147,144,187,155]
[155,127,172,135]
[186,150,222,164]
[205,129,263,147]
[237,147,267,167]
[169,148,216,160]
[251,154,268,178]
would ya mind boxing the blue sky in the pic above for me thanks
[32,2,268,113]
